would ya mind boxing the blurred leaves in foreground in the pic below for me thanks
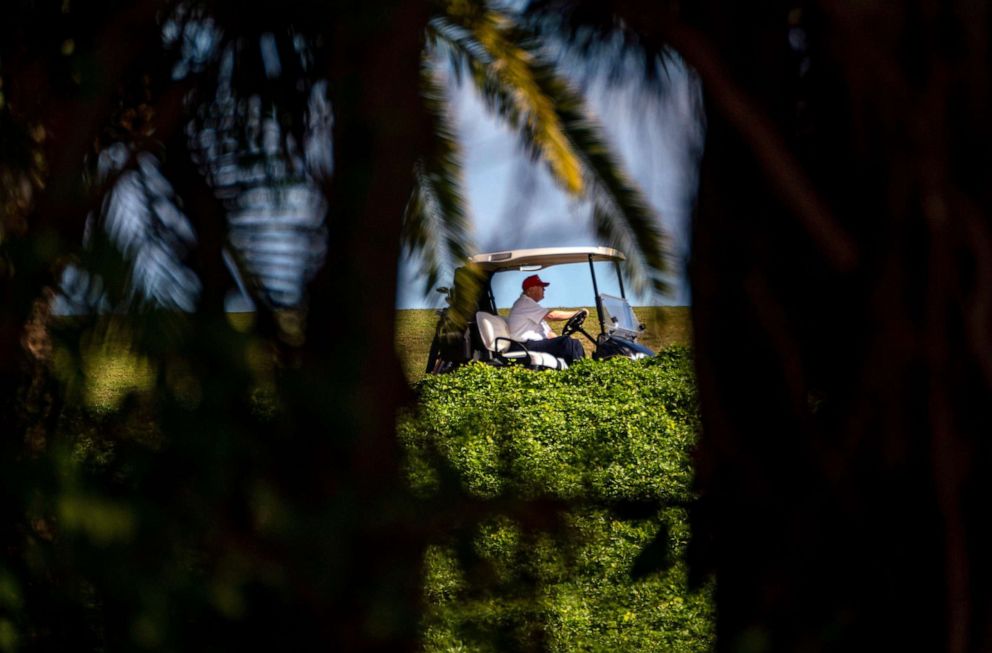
[0,1,673,650]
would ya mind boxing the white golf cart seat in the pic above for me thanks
[475,312,568,370]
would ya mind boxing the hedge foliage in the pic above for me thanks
[399,347,714,652]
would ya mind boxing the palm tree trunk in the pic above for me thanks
[273,2,432,648]
[685,2,992,650]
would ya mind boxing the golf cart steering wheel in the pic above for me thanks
[561,310,588,337]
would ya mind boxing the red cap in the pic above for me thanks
[522,274,550,291]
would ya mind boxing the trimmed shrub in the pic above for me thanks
[399,347,714,652]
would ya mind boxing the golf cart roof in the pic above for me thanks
[468,246,625,272]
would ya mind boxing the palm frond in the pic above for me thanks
[66,145,203,312]
[431,5,584,194]
[431,2,667,295]
[184,37,331,310]
[402,60,473,294]
[522,0,682,92]
[556,99,669,295]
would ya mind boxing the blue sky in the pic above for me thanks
[397,57,704,309]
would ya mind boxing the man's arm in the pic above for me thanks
[546,308,589,321]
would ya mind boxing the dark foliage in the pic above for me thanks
[1,1,429,650]
[528,1,992,650]
[0,1,665,650]
[6,0,988,651]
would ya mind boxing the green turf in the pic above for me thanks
[71,307,691,410]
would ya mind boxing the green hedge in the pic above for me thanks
[399,348,714,652]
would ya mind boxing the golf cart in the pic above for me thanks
[426,246,654,373]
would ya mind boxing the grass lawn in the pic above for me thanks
[396,306,693,384]
[65,306,691,409]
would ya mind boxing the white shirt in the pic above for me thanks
[508,294,553,341]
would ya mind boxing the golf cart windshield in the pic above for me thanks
[599,294,641,338]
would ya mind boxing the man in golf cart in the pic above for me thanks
[508,274,588,364]
[425,246,654,374]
